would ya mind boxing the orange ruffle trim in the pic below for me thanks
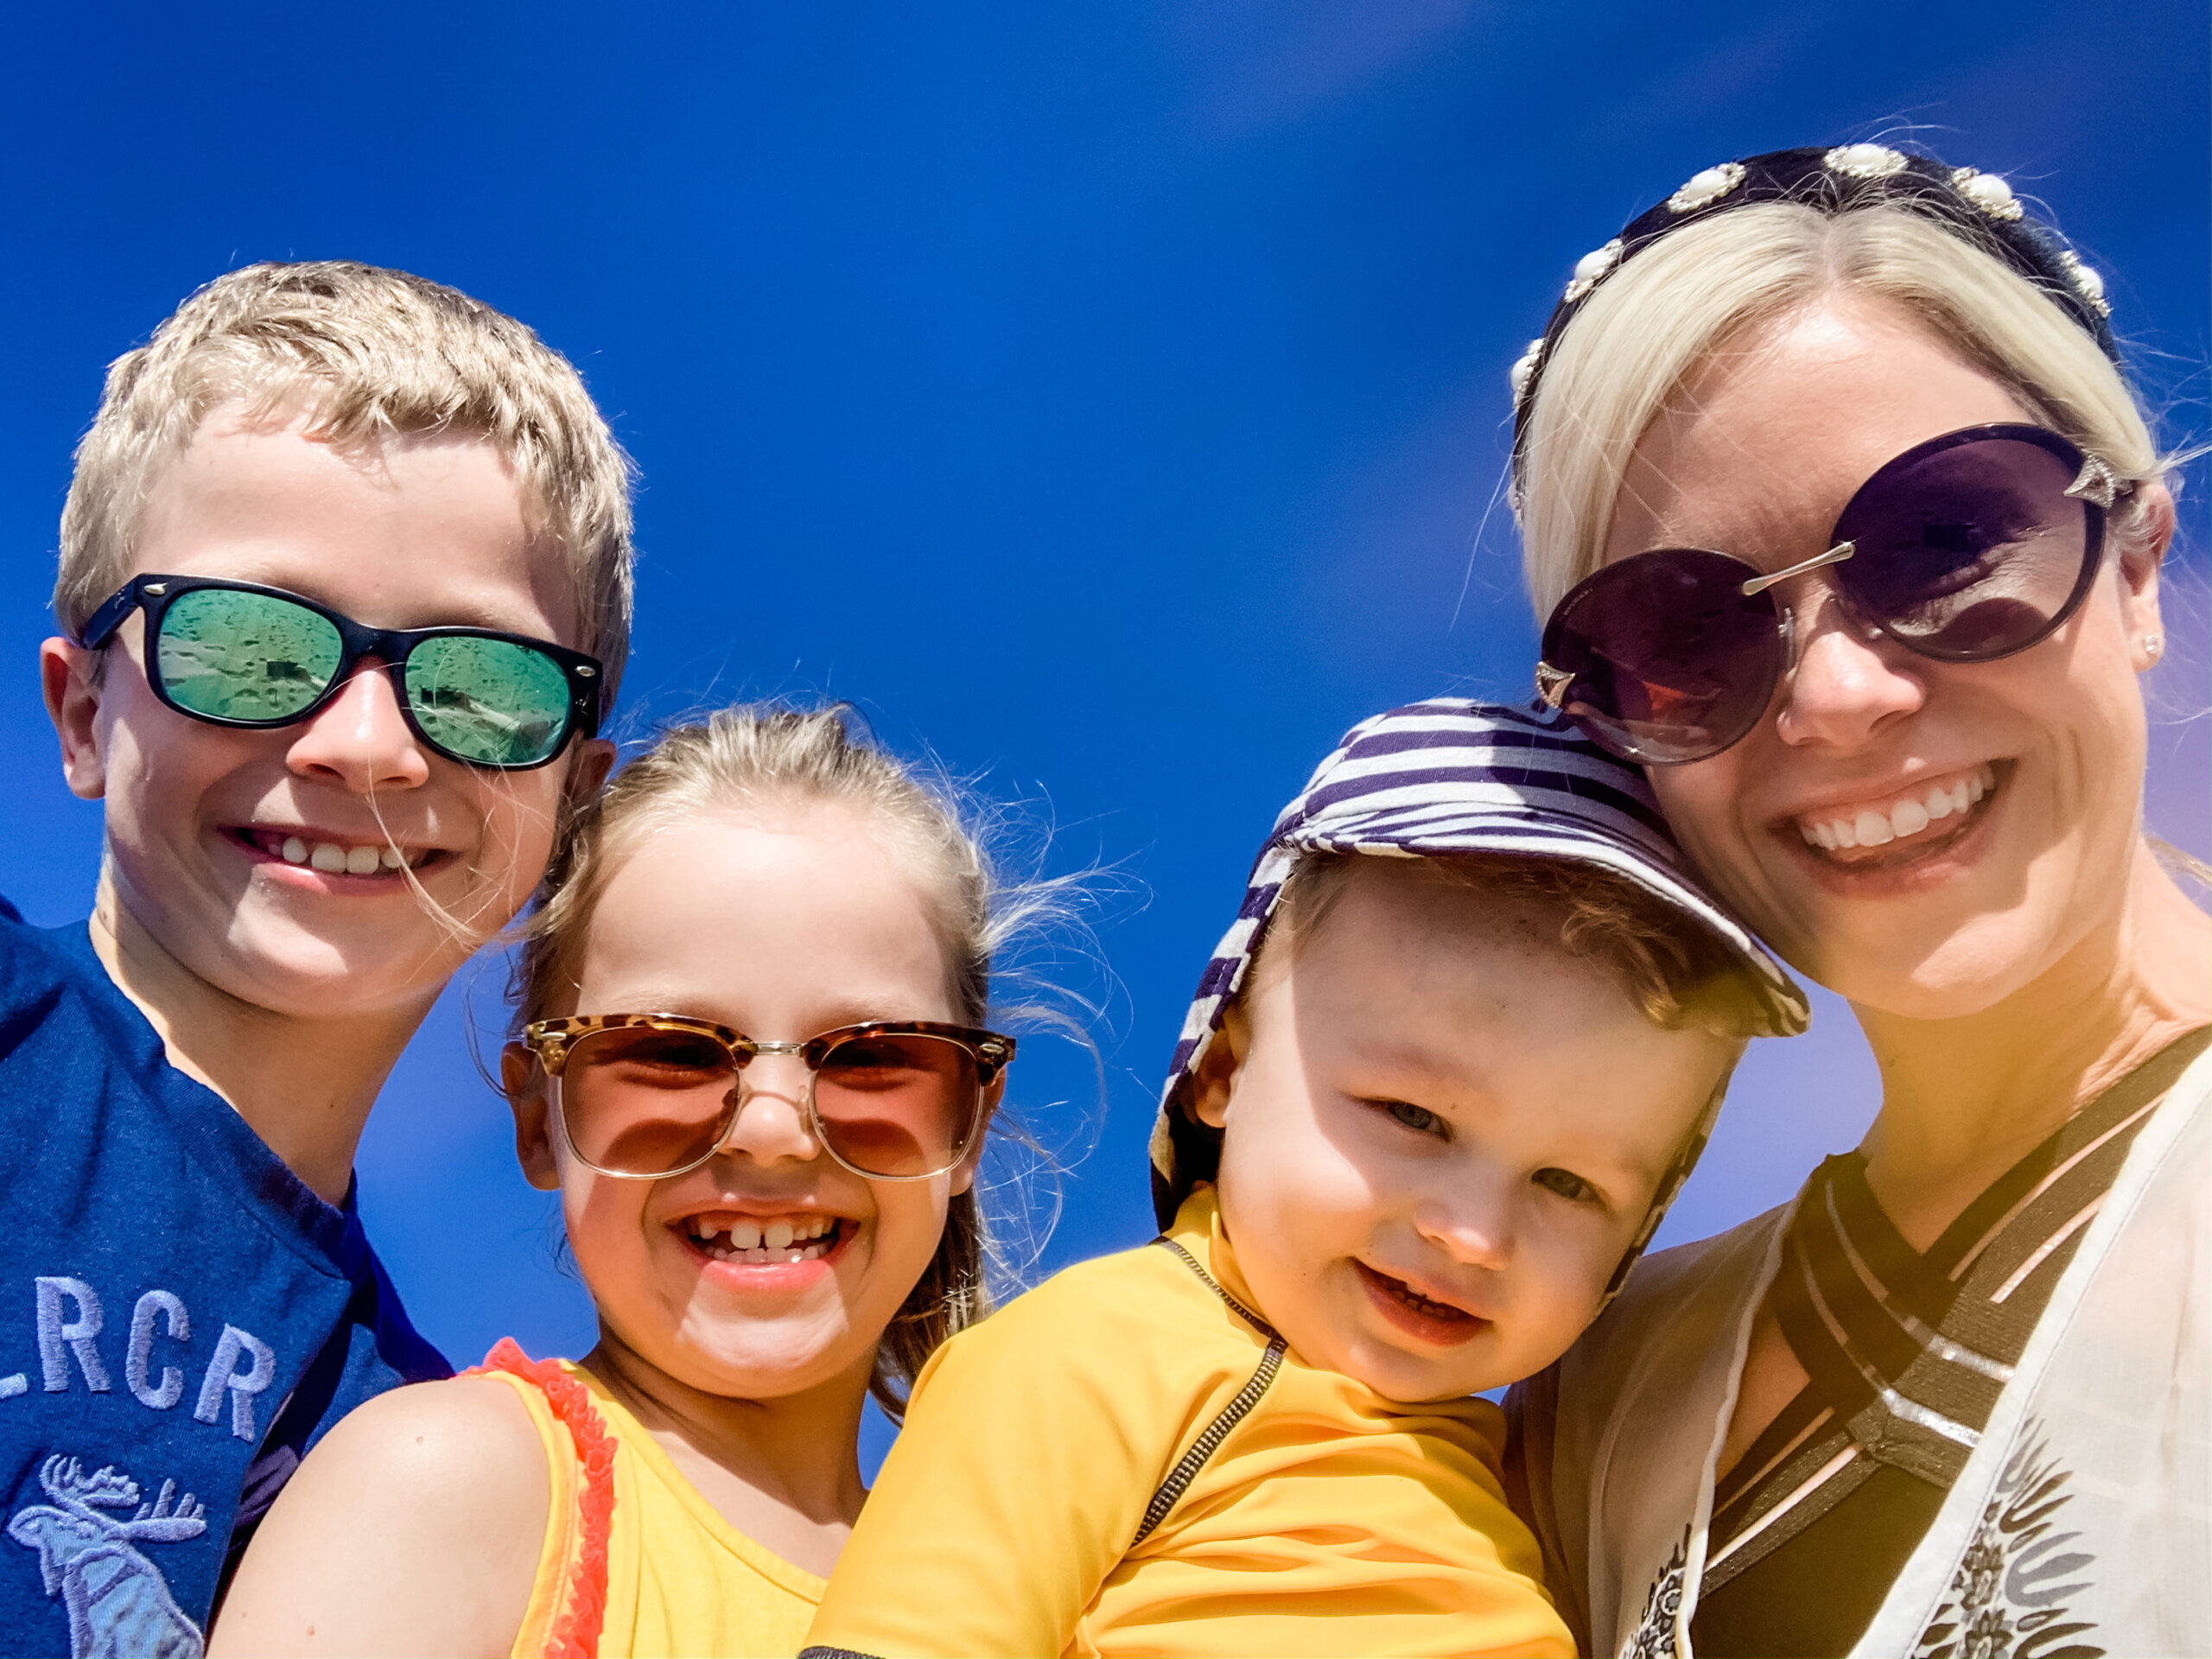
[467,1338,618,1659]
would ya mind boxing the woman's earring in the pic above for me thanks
[2144,632,2164,660]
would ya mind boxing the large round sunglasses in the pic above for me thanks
[520,1014,1016,1182]
[78,575,605,771]
[1535,424,2131,766]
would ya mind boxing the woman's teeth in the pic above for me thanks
[1798,764,1994,853]
[685,1215,840,1264]
[277,836,419,874]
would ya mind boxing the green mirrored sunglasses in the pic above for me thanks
[78,575,605,771]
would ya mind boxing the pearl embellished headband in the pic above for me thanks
[1507,144,2121,493]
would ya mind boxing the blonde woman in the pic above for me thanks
[1506,147,2211,1657]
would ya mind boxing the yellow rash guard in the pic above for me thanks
[802,1189,1573,1658]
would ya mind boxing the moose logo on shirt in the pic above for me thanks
[7,1454,206,1658]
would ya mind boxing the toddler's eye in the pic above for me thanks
[1376,1099,1446,1138]
[1533,1166,1599,1205]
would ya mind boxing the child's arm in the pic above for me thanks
[207,1376,547,1657]
[803,1268,1171,1658]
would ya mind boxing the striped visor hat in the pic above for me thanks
[1148,698,1809,1246]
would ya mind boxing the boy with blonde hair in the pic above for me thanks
[3,262,632,1656]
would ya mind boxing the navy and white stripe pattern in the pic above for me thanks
[1148,698,1808,1225]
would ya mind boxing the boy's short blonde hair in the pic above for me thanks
[58,261,637,691]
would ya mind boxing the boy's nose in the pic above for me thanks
[283,662,432,793]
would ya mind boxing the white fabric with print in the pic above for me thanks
[1520,1043,2212,1658]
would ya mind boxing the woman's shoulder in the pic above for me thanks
[1594,1201,1792,1350]
[1527,1202,1796,1446]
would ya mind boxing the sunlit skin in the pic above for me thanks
[208,803,986,1657]
[40,404,612,1199]
[1600,296,2212,1471]
[1192,861,1736,1404]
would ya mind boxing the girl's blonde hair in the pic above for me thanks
[512,704,1065,1417]
[1516,200,2164,619]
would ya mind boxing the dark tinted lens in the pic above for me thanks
[812,1033,980,1179]
[1544,550,1784,764]
[405,636,572,767]
[559,1026,738,1176]
[1834,435,2094,661]
[156,588,344,723]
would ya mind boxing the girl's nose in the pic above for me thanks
[715,1055,824,1166]
[284,662,433,792]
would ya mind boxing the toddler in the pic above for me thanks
[802,698,1806,1657]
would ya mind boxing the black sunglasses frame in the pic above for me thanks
[1536,423,2128,766]
[77,574,606,772]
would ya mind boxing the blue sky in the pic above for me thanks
[2,3,2203,1465]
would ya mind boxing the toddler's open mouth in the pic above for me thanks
[1355,1262,1487,1347]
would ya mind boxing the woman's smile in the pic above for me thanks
[1786,760,1996,860]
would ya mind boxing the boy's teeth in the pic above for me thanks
[763,1220,794,1251]
[1798,765,1994,854]
[730,1221,763,1251]
[276,835,419,874]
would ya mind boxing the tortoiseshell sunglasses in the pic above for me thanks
[521,1014,1014,1181]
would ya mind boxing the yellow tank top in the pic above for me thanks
[469,1340,825,1659]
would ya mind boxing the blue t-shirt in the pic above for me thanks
[0,904,449,1657]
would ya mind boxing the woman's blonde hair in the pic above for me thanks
[1516,201,2163,619]
[60,261,637,692]
[512,703,1071,1417]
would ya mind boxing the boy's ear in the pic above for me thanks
[41,639,109,801]
[502,1042,563,1192]
[1191,1002,1249,1130]
[567,737,617,803]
